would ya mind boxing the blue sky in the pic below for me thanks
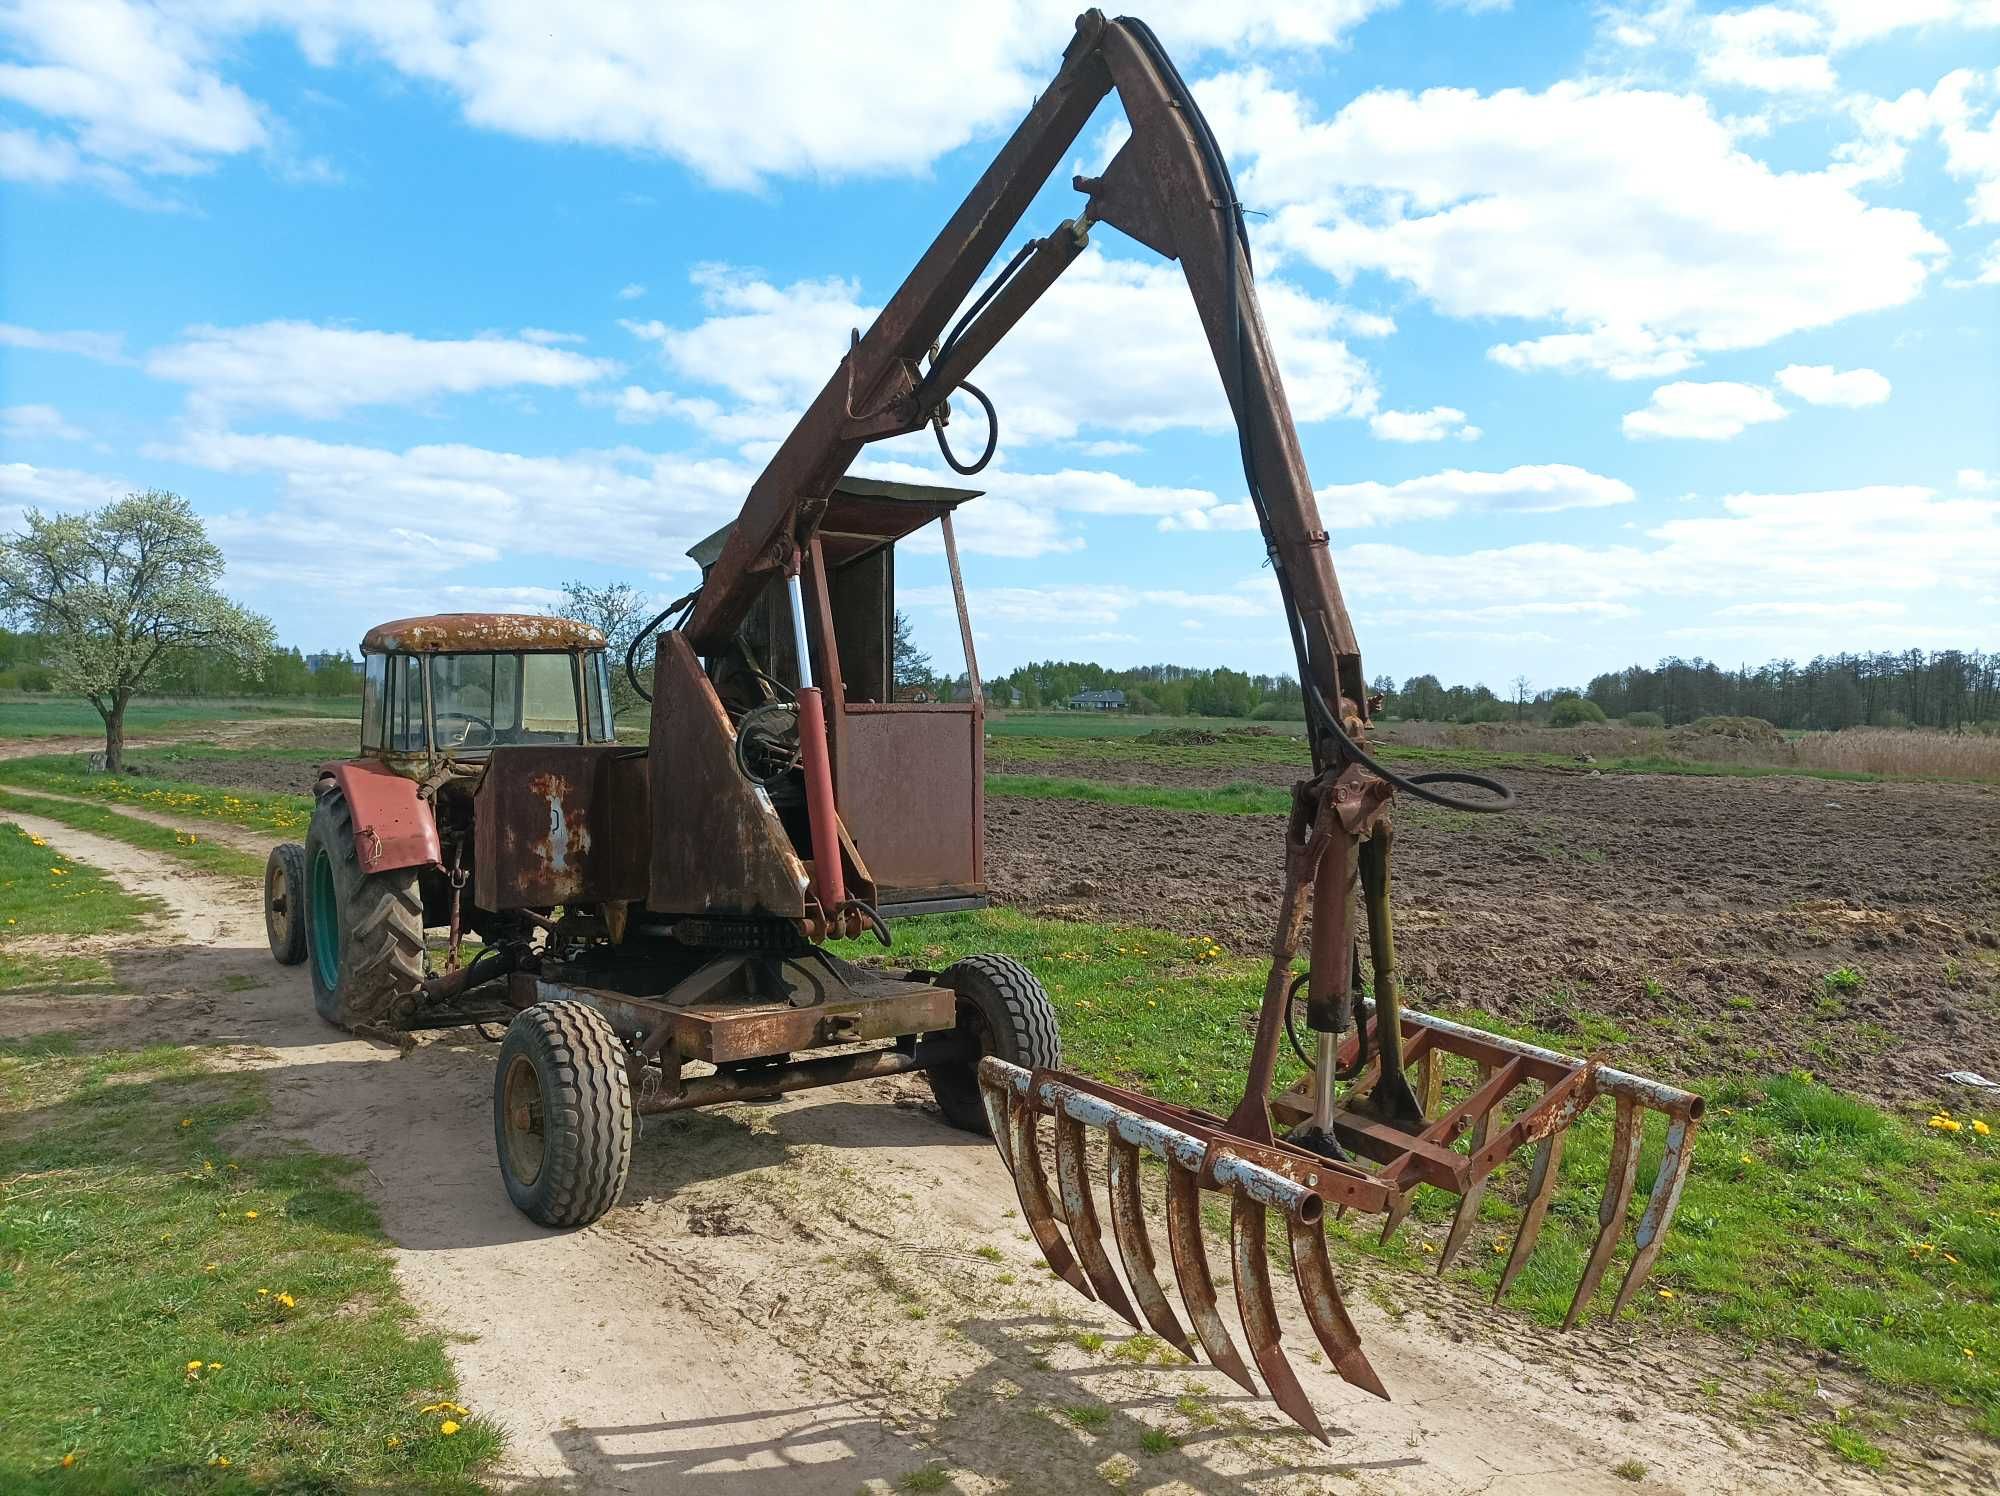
[2,0,1995,693]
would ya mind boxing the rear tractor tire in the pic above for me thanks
[264,842,307,966]
[926,953,1060,1133]
[303,787,424,1030]
[494,1001,634,1227]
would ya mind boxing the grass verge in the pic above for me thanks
[0,760,311,840]
[0,821,157,993]
[845,906,2000,1445]
[0,697,354,740]
[0,1034,501,1489]
[987,774,1290,816]
[0,791,265,881]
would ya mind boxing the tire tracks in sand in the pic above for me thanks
[5,812,1970,1495]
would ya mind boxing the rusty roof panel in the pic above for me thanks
[360,613,606,654]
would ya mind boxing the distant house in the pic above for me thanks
[304,652,345,674]
[1067,688,1126,711]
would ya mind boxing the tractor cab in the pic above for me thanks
[357,614,614,762]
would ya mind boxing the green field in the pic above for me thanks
[0,696,357,741]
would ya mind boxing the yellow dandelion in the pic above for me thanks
[180,1118,192,1128]
[209,1455,230,1468]
[386,1436,401,1449]
[1929,1116,1963,1133]
[257,1288,269,1296]
[243,1210,258,1220]
[1739,1154,1754,1165]
[1658,1288,1676,1300]
[439,1420,461,1436]
[60,1452,77,1468]
[276,1292,295,1309]
[1966,1347,1977,1359]
[187,1360,204,1374]
[207,1362,221,1371]
[204,1263,217,1273]
[1976,1120,1992,1137]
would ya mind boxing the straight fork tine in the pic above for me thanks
[1053,1111,1141,1329]
[1290,1216,1388,1400]
[1495,1129,1565,1303]
[1610,1113,1700,1317]
[1435,1063,1496,1275]
[1563,1096,1641,1330]
[1165,1163,1257,1395]
[1010,1094,1094,1300]
[1231,1194,1330,1444]
[1105,1134,1195,1357]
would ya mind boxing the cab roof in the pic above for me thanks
[360,614,606,655]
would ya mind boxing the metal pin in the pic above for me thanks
[1010,1094,1094,1299]
[1290,1215,1387,1399]
[1164,1163,1257,1394]
[1231,1193,1330,1444]
[1495,1129,1566,1303]
[1105,1134,1195,1357]
[1053,1110,1141,1329]
[1610,1113,1700,1317]
[1564,1096,1641,1330]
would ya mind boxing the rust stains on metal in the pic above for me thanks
[361,613,606,654]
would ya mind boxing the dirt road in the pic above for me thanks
[3,814,1971,1494]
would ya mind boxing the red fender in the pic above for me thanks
[321,761,441,875]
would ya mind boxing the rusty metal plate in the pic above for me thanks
[839,705,980,898]
[473,745,646,909]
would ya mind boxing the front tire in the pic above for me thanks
[494,1002,634,1227]
[925,954,1060,1133]
[264,843,308,966]
[303,787,424,1029]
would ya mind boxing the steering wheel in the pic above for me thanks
[434,711,495,749]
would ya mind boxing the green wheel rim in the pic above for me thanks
[308,846,340,991]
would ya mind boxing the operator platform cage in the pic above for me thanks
[682,476,990,919]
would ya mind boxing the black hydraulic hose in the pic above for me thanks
[626,588,700,704]
[933,379,998,474]
[1120,16,1514,816]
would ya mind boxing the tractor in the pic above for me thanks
[262,12,1702,1442]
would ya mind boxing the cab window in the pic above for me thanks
[430,653,582,748]
[360,654,387,750]
[388,655,426,752]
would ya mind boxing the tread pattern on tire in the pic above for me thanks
[498,1001,633,1227]
[305,788,424,1028]
[927,952,1061,1132]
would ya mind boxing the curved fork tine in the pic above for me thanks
[1231,1194,1330,1444]
[1495,1129,1566,1303]
[1290,1216,1388,1400]
[979,1069,1016,1175]
[1106,1133,1195,1357]
[1563,1096,1641,1330]
[1053,1111,1141,1329]
[1610,1114,1700,1318]
[1011,1094,1094,1300]
[1165,1162,1257,1395]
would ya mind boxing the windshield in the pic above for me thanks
[430,652,581,749]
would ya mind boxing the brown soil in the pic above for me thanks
[8,814,1971,1493]
[986,768,2000,1109]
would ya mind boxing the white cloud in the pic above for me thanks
[0,404,85,442]
[1698,6,1836,95]
[1369,406,1481,442]
[1488,327,1699,380]
[153,428,753,575]
[0,322,128,363]
[623,251,1380,450]
[1959,468,1996,491]
[518,327,587,346]
[0,0,266,185]
[0,460,128,514]
[1775,363,1890,406]
[0,2,1391,197]
[1844,68,2000,230]
[1623,381,1788,440]
[1159,463,1633,532]
[617,283,646,301]
[1204,70,1945,377]
[146,322,619,418]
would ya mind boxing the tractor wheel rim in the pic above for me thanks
[308,847,340,990]
[501,1055,546,1185]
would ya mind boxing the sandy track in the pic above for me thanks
[4,814,1979,1494]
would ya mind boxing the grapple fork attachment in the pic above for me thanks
[979,1060,1388,1445]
